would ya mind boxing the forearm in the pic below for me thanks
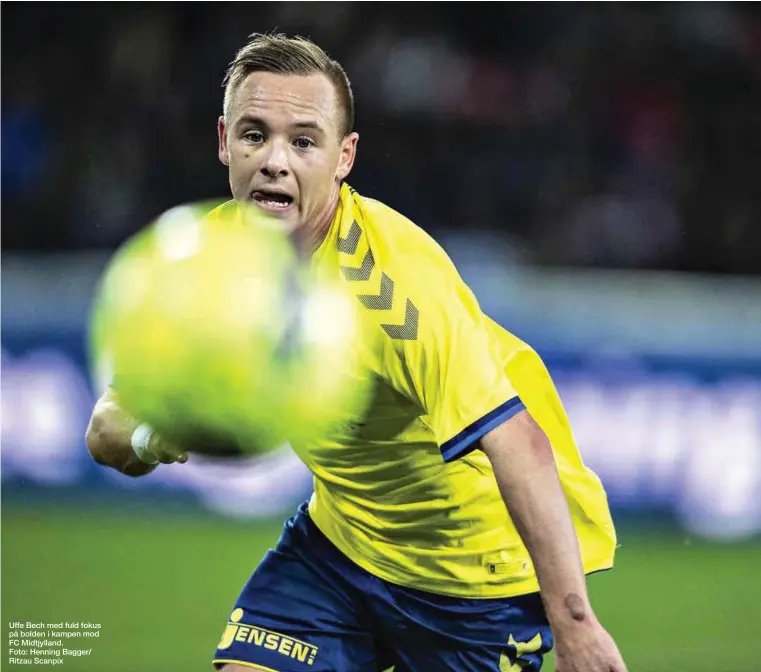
[480,410,593,629]
[85,391,158,477]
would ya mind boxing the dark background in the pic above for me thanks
[4,2,761,273]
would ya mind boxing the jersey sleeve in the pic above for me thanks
[383,276,526,462]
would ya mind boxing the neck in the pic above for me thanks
[293,185,341,257]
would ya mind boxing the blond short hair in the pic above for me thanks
[222,33,355,137]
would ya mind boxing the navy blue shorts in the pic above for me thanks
[213,502,553,671]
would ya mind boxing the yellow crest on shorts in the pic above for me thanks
[499,632,543,671]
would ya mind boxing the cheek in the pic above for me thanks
[230,149,255,177]
[232,146,252,165]
[226,152,257,199]
[303,175,333,209]
[303,156,339,194]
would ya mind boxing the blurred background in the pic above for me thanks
[3,3,761,671]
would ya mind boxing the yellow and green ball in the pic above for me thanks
[88,201,367,455]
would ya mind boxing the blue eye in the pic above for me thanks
[244,131,264,143]
[294,138,314,149]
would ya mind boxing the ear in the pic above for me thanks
[336,132,359,182]
[218,116,230,166]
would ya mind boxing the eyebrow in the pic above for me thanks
[235,115,325,134]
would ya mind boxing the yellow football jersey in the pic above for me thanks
[207,185,617,598]
[281,183,617,599]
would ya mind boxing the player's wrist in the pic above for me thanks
[130,423,159,464]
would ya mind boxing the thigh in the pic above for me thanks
[371,583,553,672]
[212,503,379,672]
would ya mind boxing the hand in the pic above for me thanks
[554,619,628,672]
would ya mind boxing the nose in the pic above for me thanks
[259,139,290,178]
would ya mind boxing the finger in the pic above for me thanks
[176,452,189,464]
[154,445,183,464]
[152,439,185,464]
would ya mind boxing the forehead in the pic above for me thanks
[229,71,339,130]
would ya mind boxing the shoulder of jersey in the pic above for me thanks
[353,191,457,281]
[335,188,460,343]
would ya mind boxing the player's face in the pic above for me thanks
[218,72,358,236]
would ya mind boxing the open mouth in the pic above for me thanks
[252,190,294,212]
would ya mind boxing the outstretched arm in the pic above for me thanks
[480,410,627,672]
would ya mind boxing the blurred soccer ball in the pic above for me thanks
[88,200,368,456]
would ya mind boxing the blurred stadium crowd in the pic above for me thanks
[3,3,761,274]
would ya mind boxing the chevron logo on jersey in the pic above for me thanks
[336,217,419,341]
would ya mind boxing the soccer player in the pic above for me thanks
[86,33,628,672]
